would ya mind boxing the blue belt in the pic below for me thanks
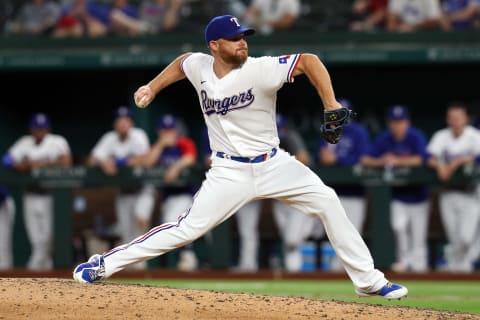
[216,148,277,163]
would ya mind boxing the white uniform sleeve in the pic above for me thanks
[257,54,301,91]
[426,131,444,158]
[8,136,29,162]
[91,133,113,161]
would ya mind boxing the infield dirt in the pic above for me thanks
[1,278,479,320]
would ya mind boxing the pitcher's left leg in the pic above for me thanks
[256,151,391,293]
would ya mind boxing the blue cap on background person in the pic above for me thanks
[205,15,255,44]
[29,112,50,129]
[114,106,132,119]
[158,114,177,129]
[388,105,410,120]
[113,106,132,118]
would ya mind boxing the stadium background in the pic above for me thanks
[1,0,480,273]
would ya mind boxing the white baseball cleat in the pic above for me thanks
[73,254,105,284]
[355,282,408,300]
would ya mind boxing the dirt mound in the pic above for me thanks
[0,278,479,320]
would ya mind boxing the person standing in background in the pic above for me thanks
[0,185,15,270]
[5,113,72,270]
[317,98,370,271]
[129,114,199,271]
[89,106,155,268]
[361,105,430,273]
[427,102,480,272]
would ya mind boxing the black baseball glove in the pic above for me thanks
[320,107,356,144]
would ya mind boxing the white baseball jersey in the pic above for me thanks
[388,0,442,24]
[427,125,480,162]
[181,53,300,157]
[91,127,150,161]
[9,133,71,163]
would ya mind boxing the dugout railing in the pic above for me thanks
[1,164,479,270]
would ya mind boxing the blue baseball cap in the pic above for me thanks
[114,106,132,119]
[158,114,177,129]
[205,15,255,44]
[29,112,50,129]
[388,105,410,120]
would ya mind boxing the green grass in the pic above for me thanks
[112,279,480,315]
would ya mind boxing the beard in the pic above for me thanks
[220,47,248,67]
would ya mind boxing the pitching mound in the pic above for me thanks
[1,278,479,320]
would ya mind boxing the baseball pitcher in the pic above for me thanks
[74,14,408,300]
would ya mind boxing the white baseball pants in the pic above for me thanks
[235,199,315,272]
[23,193,53,270]
[0,197,15,270]
[339,196,366,234]
[235,200,261,271]
[439,190,480,272]
[115,185,155,244]
[306,195,366,240]
[273,200,316,271]
[390,200,429,272]
[104,149,387,291]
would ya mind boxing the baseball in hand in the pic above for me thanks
[135,85,152,108]
[136,95,148,108]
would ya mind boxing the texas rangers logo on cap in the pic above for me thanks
[205,15,255,44]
